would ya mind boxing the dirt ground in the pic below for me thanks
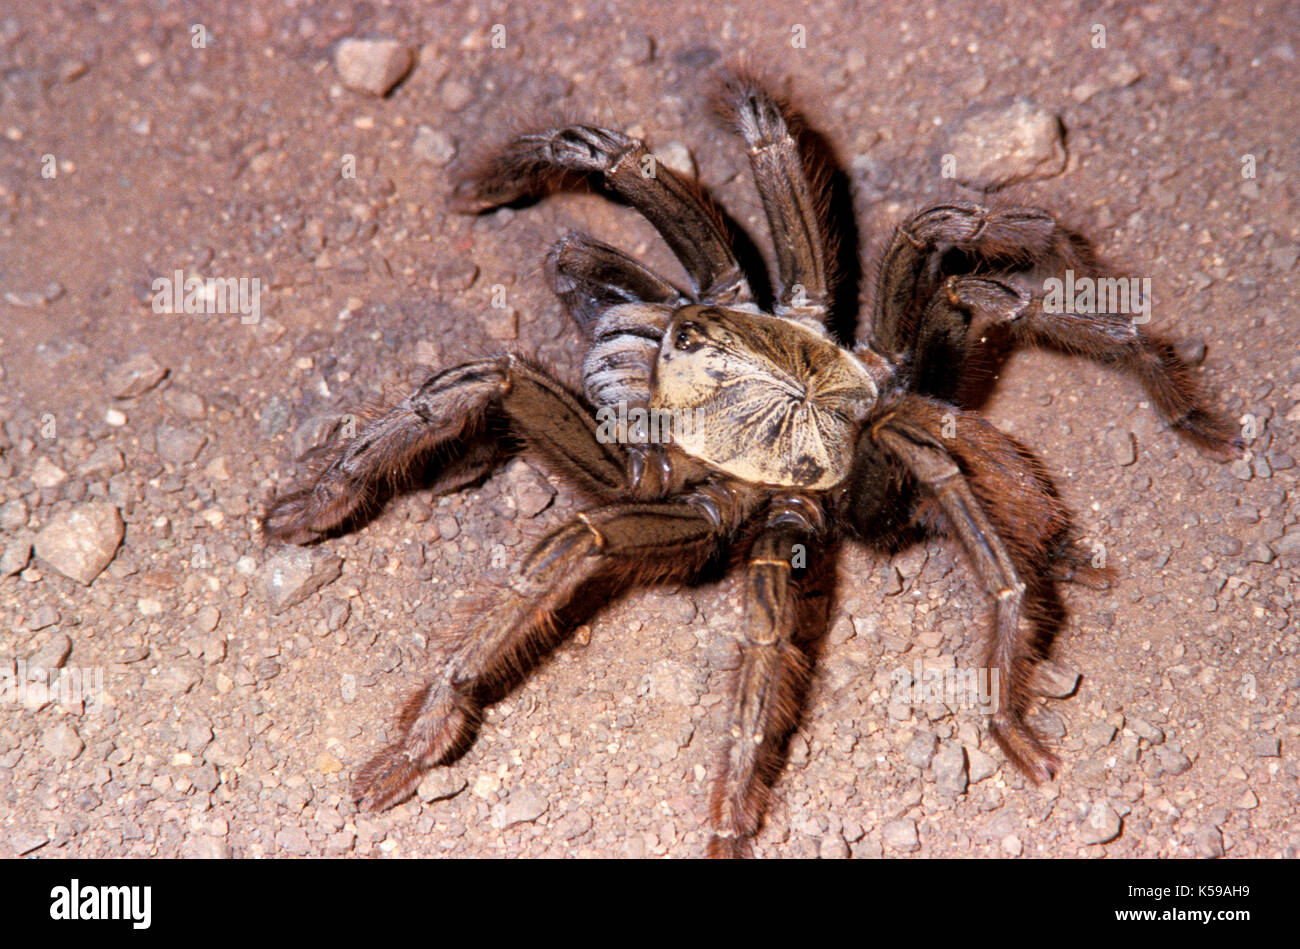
[1,0,1297,859]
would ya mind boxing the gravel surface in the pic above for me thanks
[1,0,1297,858]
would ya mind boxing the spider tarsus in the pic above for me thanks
[989,717,1061,784]
[353,744,424,811]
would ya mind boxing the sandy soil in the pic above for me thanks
[1,0,1297,858]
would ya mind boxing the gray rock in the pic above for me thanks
[1083,721,1117,749]
[1034,660,1081,698]
[190,762,221,793]
[77,445,125,478]
[334,38,413,96]
[0,537,32,576]
[274,827,311,855]
[1273,529,1300,560]
[41,722,84,760]
[1079,801,1122,844]
[1155,746,1193,775]
[439,77,474,111]
[966,746,998,783]
[106,352,167,397]
[1251,736,1280,757]
[942,97,1066,191]
[156,661,202,695]
[904,730,938,769]
[162,389,206,420]
[555,809,593,840]
[26,605,60,631]
[0,497,29,531]
[7,829,49,856]
[31,456,68,488]
[819,835,851,859]
[1269,244,1299,272]
[262,547,343,613]
[155,424,207,464]
[180,836,230,859]
[259,395,291,436]
[290,413,344,460]
[505,458,556,517]
[1174,337,1207,366]
[28,633,71,671]
[933,741,969,796]
[649,660,706,706]
[416,771,468,803]
[1128,717,1165,744]
[882,818,920,852]
[34,502,124,584]
[495,789,548,828]
[413,125,457,167]
[1194,824,1224,858]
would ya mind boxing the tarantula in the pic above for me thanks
[263,75,1239,857]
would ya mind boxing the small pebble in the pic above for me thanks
[882,819,920,853]
[33,502,124,585]
[1079,802,1122,844]
[334,38,413,96]
[106,352,167,398]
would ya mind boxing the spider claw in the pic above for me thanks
[353,744,425,811]
[989,716,1060,784]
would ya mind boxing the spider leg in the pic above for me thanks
[877,202,1241,457]
[547,229,687,333]
[262,356,625,544]
[874,400,1069,783]
[870,202,1081,357]
[453,125,752,305]
[708,506,817,858]
[925,271,1240,458]
[353,497,737,811]
[720,75,830,331]
[1008,299,1243,458]
[908,275,1031,402]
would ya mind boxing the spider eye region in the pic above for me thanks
[673,323,702,351]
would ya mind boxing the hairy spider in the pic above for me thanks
[263,75,1239,857]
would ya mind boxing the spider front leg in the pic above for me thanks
[354,497,734,811]
[875,201,1240,458]
[547,229,687,333]
[453,124,752,305]
[870,201,1084,356]
[720,75,831,330]
[908,275,1031,402]
[262,355,625,544]
[1009,299,1243,458]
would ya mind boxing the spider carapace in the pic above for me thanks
[264,75,1240,857]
